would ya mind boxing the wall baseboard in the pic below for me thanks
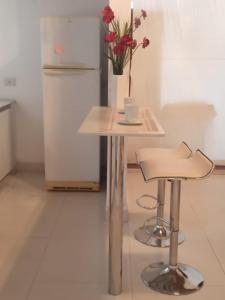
[213,165,225,175]
[12,161,225,175]
[214,160,225,166]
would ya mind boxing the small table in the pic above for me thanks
[0,100,14,181]
[79,106,165,295]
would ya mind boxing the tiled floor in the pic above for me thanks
[0,171,224,299]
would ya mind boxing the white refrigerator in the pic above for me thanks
[40,17,100,190]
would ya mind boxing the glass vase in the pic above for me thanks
[108,65,129,110]
[112,64,123,76]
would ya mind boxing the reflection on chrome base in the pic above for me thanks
[108,136,124,295]
[141,262,204,295]
[134,225,185,247]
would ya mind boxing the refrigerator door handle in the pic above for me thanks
[43,69,95,76]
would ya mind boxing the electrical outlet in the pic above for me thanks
[4,77,16,86]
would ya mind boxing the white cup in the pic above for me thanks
[124,97,133,107]
[125,103,139,122]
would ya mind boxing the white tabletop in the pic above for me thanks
[79,106,165,137]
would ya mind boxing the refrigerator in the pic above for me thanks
[40,17,100,191]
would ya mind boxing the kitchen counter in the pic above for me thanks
[0,100,14,112]
[0,99,14,181]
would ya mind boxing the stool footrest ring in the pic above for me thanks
[136,194,158,210]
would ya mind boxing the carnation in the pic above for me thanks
[101,6,150,75]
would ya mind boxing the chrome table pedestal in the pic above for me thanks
[108,136,125,295]
[141,180,204,295]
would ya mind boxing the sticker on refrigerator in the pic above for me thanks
[54,44,64,55]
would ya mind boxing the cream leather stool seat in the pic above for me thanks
[140,150,215,295]
[136,142,192,163]
[135,142,192,247]
[140,150,212,180]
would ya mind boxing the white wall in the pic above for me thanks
[0,0,107,165]
[127,0,225,162]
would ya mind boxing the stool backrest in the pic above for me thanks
[190,150,215,179]
[176,141,192,158]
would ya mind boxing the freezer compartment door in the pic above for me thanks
[43,70,100,182]
[40,17,100,69]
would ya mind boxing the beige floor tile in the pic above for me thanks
[0,258,40,284]
[0,237,48,284]
[0,173,45,203]
[206,238,225,271]
[51,191,107,240]
[0,280,31,300]
[0,237,48,264]
[35,239,108,284]
[0,194,63,238]
[36,235,131,285]
[28,282,132,300]
[0,171,224,299]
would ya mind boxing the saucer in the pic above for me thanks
[118,109,125,114]
[118,119,143,126]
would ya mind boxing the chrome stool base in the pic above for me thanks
[134,224,185,248]
[141,262,204,295]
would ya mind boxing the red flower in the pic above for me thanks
[134,17,141,28]
[104,32,116,43]
[101,6,114,24]
[141,9,147,19]
[142,37,150,48]
[131,39,137,49]
[120,35,133,46]
[113,43,125,55]
[120,35,137,49]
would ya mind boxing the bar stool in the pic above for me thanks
[139,150,215,295]
[135,142,192,247]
